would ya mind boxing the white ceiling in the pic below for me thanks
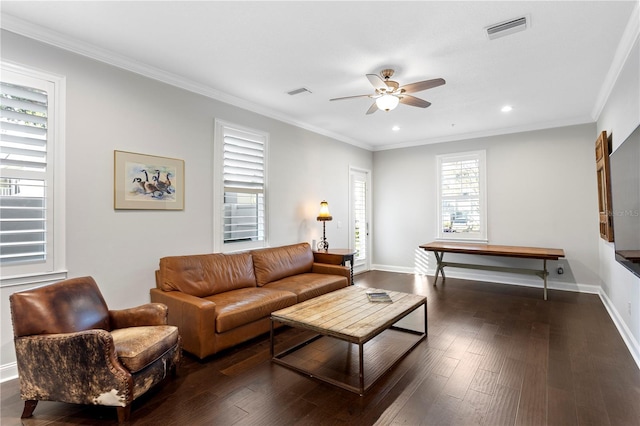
[1,1,637,151]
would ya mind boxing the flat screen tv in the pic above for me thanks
[610,123,640,278]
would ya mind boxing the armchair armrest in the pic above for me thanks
[14,330,132,407]
[312,263,351,284]
[150,288,217,359]
[109,303,168,329]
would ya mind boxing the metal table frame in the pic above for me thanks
[270,301,426,395]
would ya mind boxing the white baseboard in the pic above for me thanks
[0,362,17,383]
[370,264,415,274]
[598,290,640,370]
[371,264,600,294]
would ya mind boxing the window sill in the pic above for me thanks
[0,270,68,289]
[220,240,267,254]
[435,237,489,244]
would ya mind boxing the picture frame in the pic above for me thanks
[595,131,613,241]
[114,150,184,210]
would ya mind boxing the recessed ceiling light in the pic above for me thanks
[501,105,513,113]
[392,125,400,131]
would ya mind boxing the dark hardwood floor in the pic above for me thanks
[2,271,639,425]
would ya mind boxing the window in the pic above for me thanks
[1,63,66,282]
[214,120,267,252]
[436,150,487,241]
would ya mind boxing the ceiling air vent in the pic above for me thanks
[486,16,529,40]
[287,87,312,96]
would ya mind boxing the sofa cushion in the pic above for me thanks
[264,273,349,302]
[251,243,314,286]
[111,325,179,373]
[159,252,256,297]
[206,288,297,333]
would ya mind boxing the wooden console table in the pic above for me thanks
[313,249,356,284]
[419,242,565,300]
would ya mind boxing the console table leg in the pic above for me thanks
[433,251,445,284]
[348,258,354,285]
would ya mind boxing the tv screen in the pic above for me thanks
[610,123,640,278]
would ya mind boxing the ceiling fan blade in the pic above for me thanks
[400,78,446,94]
[330,94,372,101]
[399,95,431,108]
[366,102,379,114]
[366,74,388,91]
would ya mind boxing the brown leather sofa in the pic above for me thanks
[150,242,350,359]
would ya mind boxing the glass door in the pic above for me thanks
[350,167,371,274]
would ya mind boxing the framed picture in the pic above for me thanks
[595,131,613,242]
[114,150,184,210]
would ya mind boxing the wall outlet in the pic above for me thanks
[628,302,632,316]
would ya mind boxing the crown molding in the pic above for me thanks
[591,1,640,121]
[0,14,373,152]
[373,115,594,151]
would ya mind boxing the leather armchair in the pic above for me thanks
[9,276,181,423]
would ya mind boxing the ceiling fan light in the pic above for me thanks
[376,94,399,111]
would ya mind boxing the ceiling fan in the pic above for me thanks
[330,69,445,114]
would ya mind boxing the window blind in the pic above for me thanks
[223,135,264,193]
[222,130,265,244]
[440,155,481,235]
[0,82,48,265]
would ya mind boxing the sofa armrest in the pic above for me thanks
[312,263,351,284]
[150,288,217,359]
[109,303,168,329]
[14,330,132,407]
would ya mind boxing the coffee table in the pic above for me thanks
[270,285,427,395]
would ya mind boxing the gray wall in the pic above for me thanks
[371,124,601,293]
[0,30,373,375]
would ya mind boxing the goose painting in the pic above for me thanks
[114,151,184,210]
[125,162,177,202]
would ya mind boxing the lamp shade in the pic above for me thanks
[316,200,332,221]
[376,94,400,112]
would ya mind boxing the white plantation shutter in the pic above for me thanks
[0,78,51,267]
[437,151,487,241]
[222,127,266,244]
[224,134,264,193]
